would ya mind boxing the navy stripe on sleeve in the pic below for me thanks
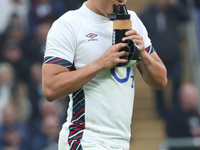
[43,56,72,70]
[145,45,155,54]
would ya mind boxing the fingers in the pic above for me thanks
[123,30,145,51]
[117,51,129,58]
[113,43,128,52]
[125,30,139,36]
[117,58,128,64]
[122,30,143,41]
[111,44,129,65]
[116,52,129,63]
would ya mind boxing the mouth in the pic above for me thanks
[116,3,124,11]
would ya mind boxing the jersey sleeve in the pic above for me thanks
[44,19,76,69]
[129,11,155,54]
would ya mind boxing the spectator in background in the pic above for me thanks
[9,81,31,123]
[31,115,61,150]
[165,83,200,150]
[0,14,24,51]
[64,0,86,10]
[25,22,51,63]
[28,62,44,121]
[0,62,31,124]
[29,0,66,37]
[139,0,190,119]
[0,13,33,65]
[3,146,19,150]
[0,0,29,35]
[0,14,26,60]
[4,14,25,42]
[1,41,30,82]
[0,63,14,124]
[166,83,200,138]
[31,98,61,131]
[0,104,31,150]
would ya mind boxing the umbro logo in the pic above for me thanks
[86,33,98,41]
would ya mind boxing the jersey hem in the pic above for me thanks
[59,128,130,149]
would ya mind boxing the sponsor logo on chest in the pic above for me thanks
[86,33,98,41]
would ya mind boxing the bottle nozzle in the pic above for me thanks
[109,4,130,21]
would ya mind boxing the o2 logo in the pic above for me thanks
[111,67,134,88]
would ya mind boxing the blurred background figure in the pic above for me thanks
[27,62,44,121]
[0,41,30,82]
[30,99,63,150]
[30,99,58,131]
[3,146,19,150]
[28,0,66,37]
[0,0,29,35]
[0,62,31,124]
[64,0,85,10]
[0,104,31,150]
[31,115,61,150]
[9,81,31,123]
[0,63,14,124]
[165,83,200,150]
[0,13,26,49]
[139,0,190,119]
[25,22,52,63]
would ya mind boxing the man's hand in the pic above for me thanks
[95,43,128,70]
[122,30,145,51]
[122,29,146,58]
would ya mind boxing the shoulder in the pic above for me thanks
[52,8,86,29]
[59,10,81,21]
[127,10,138,20]
[128,10,144,27]
[54,10,80,26]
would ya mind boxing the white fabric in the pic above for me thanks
[58,135,128,150]
[45,2,151,149]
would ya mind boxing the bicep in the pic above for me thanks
[42,63,69,83]
[43,62,69,73]
[42,63,70,101]
[42,64,69,90]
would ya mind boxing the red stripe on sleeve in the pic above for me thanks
[49,58,63,63]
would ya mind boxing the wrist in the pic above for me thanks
[91,59,104,72]
[139,50,148,59]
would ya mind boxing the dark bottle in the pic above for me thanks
[109,4,132,45]
[109,5,141,67]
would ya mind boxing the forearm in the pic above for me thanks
[138,51,167,90]
[43,43,129,101]
[42,60,103,101]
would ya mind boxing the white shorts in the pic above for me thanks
[58,135,128,150]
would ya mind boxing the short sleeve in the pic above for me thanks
[129,11,153,51]
[136,18,155,54]
[44,19,76,65]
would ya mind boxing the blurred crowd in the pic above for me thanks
[0,0,84,150]
[140,0,200,149]
[0,0,200,150]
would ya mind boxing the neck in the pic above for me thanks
[86,0,108,18]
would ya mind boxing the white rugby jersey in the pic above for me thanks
[44,2,154,150]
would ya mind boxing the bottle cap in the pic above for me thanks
[109,5,130,21]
